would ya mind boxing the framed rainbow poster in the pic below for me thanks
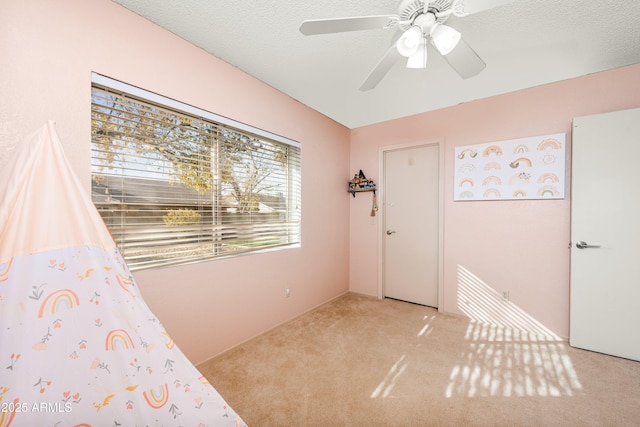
[454,133,565,201]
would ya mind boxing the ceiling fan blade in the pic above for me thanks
[442,38,486,79]
[359,44,401,91]
[452,0,514,16]
[300,15,399,35]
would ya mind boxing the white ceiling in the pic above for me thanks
[113,0,640,129]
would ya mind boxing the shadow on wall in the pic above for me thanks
[450,264,582,397]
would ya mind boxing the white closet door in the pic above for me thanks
[570,107,640,361]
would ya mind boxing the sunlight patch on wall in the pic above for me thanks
[457,264,558,340]
[445,265,583,397]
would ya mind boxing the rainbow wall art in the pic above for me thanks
[454,133,565,201]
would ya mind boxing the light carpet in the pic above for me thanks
[199,293,640,426]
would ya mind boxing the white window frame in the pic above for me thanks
[90,73,301,271]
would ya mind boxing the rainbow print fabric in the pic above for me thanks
[1,246,244,426]
[0,122,245,426]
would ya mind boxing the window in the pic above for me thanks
[90,74,301,271]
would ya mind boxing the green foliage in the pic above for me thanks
[91,88,288,213]
[163,209,201,226]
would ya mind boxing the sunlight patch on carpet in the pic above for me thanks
[370,355,409,398]
[418,316,435,337]
[446,264,583,397]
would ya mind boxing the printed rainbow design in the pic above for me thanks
[457,148,477,159]
[483,189,501,198]
[509,173,530,185]
[160,330,175,349]
[512,190,527,197]
[482,145,503,157]
[513,144,529,154]
[459,178,474,188]
[117,273,137,298]
[105,329,135,351]
[0,398,19,427]
[38,289,80,318]
[458,191,474,199]
[482,176,502,186]
[537,172,560,184]
[143,384,169,408]
[538,185,560,197]
[509,157,533,168]
[458,163,475,173]
[484,162,501,171]
[0,258,12,282]
[537,138,562,151]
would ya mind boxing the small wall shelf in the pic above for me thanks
[348,169,379,216]
[348,187,376,197]
[348,169,376,198]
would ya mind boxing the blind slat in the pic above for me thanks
[91,80,301,271]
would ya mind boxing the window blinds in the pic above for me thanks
[90,76,301,271]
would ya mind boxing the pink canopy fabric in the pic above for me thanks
[0,122,245,426]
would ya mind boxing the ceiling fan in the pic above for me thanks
[300,0,514,91]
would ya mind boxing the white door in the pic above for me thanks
[382,143,440,307]
[570,107,640,361]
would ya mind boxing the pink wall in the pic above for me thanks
[349,64,640,338]
[0,0,350,364]
[3,0,639,361]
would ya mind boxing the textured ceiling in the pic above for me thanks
[112,0,640,128]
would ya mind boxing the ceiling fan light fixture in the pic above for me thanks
[406,37,428,69]
[430,23,461,55]
[396,26,423,57]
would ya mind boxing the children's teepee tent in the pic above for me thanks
[0,122,246,426]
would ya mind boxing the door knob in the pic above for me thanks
[576,240,600,249]
[386,230,396,235]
